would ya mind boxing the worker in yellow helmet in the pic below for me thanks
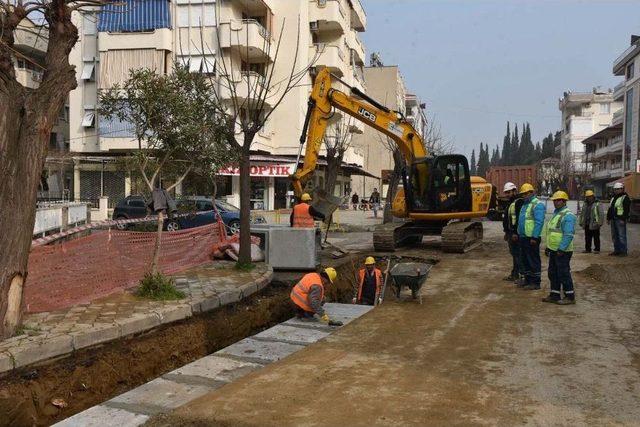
[578,189,603,253]
[516,183,546,290]
[290,267,343,326]
[353,256,383,306]
[290,193,325,228]
[542,191,577,305]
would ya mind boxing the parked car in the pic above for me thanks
[112,195,264,233]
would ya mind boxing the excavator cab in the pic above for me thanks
[405,155,472,214]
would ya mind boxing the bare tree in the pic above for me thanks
[0,0,117,338]
[190,15,318,264]
[323,116,353,196]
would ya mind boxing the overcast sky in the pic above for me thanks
[360,0,639,157]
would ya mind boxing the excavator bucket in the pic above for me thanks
[311,188,344,219]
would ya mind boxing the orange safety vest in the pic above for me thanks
[290,272,325,312]
[357,268,383,301]
[292,202,315,228]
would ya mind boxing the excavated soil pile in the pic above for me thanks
[580,263,640,286]
[0,257,364,427]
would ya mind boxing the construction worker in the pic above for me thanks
[290,193,325,228]
[290,267,342,326]
[606,182,630,256]
[542,191,577,305]
[517,183,546,290]
[353,257,383,306]
[579,190,603,253]
[502,182,523,282]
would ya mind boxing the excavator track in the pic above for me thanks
[440,221,483,253]
[373,223,404,252]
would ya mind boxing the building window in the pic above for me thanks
[82,107,96,128]
[599,103,610,114]
[177,5,189,27]
[624,88,633,170]
[176,0,215,28]
[81,61,95,81]
[626,62,634,80]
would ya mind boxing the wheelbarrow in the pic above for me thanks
[389,262,432,304]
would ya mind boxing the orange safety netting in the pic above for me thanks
[23,222,226,313]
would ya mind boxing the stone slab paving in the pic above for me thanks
[53,303,373,427]
[0,262,272,375]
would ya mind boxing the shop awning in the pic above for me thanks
[98,0,171,33]
[247,154,379,179]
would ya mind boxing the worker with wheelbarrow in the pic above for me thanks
[353,257,383,306]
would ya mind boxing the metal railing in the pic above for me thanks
[241,19,270,40]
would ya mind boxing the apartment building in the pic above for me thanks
[612,35,640,174]
[350,64,412,200]
[68,0,368,210]
[558,89,622,172]
[12,18,71,200]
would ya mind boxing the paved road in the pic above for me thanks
[149,220,640,426]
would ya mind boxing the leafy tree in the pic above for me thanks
[100,66,234,274]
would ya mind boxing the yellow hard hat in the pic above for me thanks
[364,256,376,265]
[519,183,534,194]
[301,193,312,202]
[551,190,569,201]
[323,267,337,283]
[584,190,595,197]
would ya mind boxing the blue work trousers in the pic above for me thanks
[611,219,628,255]
[519,237,541,287]
[548,251,574,299]
[507,233,522,278]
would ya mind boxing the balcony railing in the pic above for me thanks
[311,43,346,75]
[613,43,639,72]
[612,108,624,125]
[219,20,273,62]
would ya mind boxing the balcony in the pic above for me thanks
[98,28,172,52]
[613,81,626,101]
[14,26,47,56]
[612,108,624,126]
[218,71,273,109]
[309,0,347,34]
[593,139,623,159]
[613,42,640,75]
[349,0,366,31]
[347,30,365,65]
[310,43,346,76]
[219,20,274,62]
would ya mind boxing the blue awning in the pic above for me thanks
[98,0,171,33]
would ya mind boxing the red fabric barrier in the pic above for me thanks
[23,222,225,313]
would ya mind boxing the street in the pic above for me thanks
[144,219,640,426]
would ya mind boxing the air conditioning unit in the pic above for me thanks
[32,72,42,82]
[309,21,319,32]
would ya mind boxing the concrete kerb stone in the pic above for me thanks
[199,295,221,313]
[152,304,193,325]
[9,334,74,369]
[52,405,150,427]
[218,289,242,306]
[0,350,15,372]
[116,314,161,338]
[71,323,121,351]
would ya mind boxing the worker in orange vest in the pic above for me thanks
[352,256,383,306]
[290,267,342,326]
[290,193,325,227]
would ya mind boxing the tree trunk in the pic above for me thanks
[150,210,164,274]
[324,148,343,197]
[237,141,253,264]
[383,148,404,224]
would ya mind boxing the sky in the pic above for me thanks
[360,0,640,157]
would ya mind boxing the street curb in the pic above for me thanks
[0,265,274,376]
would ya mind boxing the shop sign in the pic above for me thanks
[219,163,296,177]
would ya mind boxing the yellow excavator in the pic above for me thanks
[290,67,494,252]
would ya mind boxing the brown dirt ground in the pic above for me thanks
[0,256,362,427]
[146,239,640,427]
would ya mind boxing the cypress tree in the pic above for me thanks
[470,149,477,175]
[501,121,511,166]
[511,123,520,163]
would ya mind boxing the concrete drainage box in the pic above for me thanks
[251,224,318,270]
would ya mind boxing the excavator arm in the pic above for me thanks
[290,67,428,197]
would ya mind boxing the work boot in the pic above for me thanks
[503,274,516,281]
[556,298,576,305]
[522,285,541,290]
[542,295,560,303]
[514,277,526,287]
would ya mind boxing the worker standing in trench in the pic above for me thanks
[290,268,343,326]
[517,183,546,290]
[543,191,577,305]
[352,257,383,306]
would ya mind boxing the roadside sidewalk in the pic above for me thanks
[0,262,272,376]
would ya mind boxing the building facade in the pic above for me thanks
[612,35,640,174]
[558,89,622,173]
[68,0,368,211]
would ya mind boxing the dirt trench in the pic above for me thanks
[0,256,367,427]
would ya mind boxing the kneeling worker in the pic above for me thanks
[353,257,383,306]
[290,268,343,326]
[543,191,577,305]
[291,193,325,228]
